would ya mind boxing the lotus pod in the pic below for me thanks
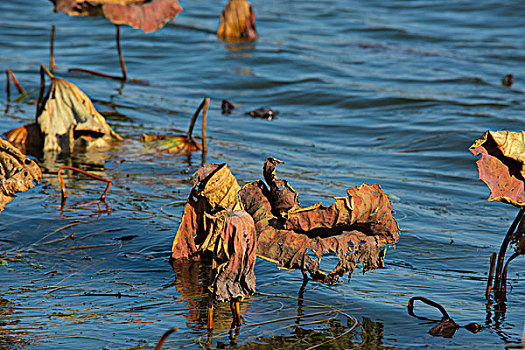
[470,130,525,207]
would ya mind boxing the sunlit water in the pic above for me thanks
[1,0,524,348]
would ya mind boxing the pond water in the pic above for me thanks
[1,0,524,348]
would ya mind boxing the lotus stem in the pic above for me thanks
[186,98,206,140]
[207,297,214,330]
[58,166,112,205]
[68,68,125,81]
[493,208,524,300]
[5,70,10,101]
[116,25,127,81]
[485,252,497,301]
[230,297,241,327]
[40,64,54,79]
[50,25,55,71]
[408,296,451,321]
[202,97,210,154]
[36,66,46,120]
[499,251,520,301]
[154,327,178,350]
[6,70,24,98]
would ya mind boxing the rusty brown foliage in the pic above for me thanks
[239,158,400,283]
[171,164,256,301]
[217,0,258,42]
[0,139,42,213]
[51,0,183,33]
[470,130,525,207]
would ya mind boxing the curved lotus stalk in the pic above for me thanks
[0,139,42,213]
[5,67,122,153]
[51,0,183,80]
[142,98,209,155]
[217,0,258,43]
[239,158,400,283]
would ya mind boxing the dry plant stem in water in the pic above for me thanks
[69,25,127,81]
[154,327,178,350]
[493,208,524,301]
[5,70,24,100]
[486,252,497,300]
[58,166,112,206]
[50,25,55,71]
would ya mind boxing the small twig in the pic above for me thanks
[408,296,451,320]
[41,232,76,245]
[50,25,55,71]
[68,242,127,250]
[58,166,112,204]
[154,327,178,350]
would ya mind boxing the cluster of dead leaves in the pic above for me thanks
[171,158,400,301]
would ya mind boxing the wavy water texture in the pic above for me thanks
[0,0,524,349]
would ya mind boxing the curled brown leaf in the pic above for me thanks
[0,139,42,213]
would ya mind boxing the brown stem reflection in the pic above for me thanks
[169,259,253,332]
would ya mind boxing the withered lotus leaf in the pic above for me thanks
[5,76,122,153]
[207,209,256,302]
[263,157,301,216]
[239,158,400,283]
[52,0,183,33]
[0,139,42,213]
[470,130,525,207]
[217,0,258,42]
[141,134,201,154]
[171,164,255,301]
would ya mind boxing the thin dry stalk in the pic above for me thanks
[58,166,112,204]
[186,98,206,140]
[154,327,178,350]
[486,252,497,300]
[202,97,210,153]
[408,296,450,320]
[6,69,24,99]
[50,25,56,71]
[494,208,524,300]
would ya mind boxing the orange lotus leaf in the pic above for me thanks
[470,130,525,207]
